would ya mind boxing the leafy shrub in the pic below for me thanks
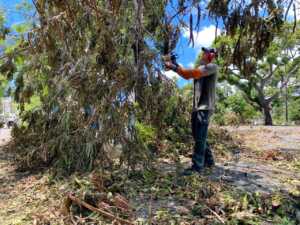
[135,121,156,148]
[289,98,300,122]
[213,88,260,125]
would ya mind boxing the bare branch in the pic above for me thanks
[293,3,297,32]
[68,194,134,225]
[284,0,294,21]
[281,64,300,88]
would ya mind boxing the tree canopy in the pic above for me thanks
[215,22,300,125]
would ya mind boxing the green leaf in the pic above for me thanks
[12,23,31,34]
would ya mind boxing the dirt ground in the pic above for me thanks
[131,126,300,221]
[0,129,60,224]
[215,126,300,194]
[0,126,300,224]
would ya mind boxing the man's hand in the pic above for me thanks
[164,61,178,72]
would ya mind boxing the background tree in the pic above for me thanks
[0,12,12,97]
[213,83,260,125]
[215,23,300,125]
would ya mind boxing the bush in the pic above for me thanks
[289,98,300,122]
[135,121,156,148]
[223,112,240,125]
[212,88,260,125]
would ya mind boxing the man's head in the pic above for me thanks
[201,47,217,64]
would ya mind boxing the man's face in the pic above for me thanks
[202,52,212,64]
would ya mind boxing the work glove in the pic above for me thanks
[164,61,178,72]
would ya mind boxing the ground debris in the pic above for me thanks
[67,193,134,225]
[1,126,300,224]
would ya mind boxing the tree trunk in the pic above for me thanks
[133,0,145,104]
[285,85,288,124]
[255,83,274,126]
[263,105,273,126]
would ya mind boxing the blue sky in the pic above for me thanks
[0,0,220,87]
[0,0,30,25]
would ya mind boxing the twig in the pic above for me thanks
[68,194,134,225]
[70,214,78,225]
[204,205,225,224]
[0,47,29,61]
[147,192,153,225]
[113,194,133,214]
[168,6,188,23]
[215,17,219,40]
[284,0,294,21]
[292,3,297,32]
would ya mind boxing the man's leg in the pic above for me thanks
[191,111,209,171]
[204,143,215,167]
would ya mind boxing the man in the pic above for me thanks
[164,47,218,175]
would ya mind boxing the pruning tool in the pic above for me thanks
[162,52,179,70]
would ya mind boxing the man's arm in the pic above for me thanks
[176,67,202,79]
[165,62,217,80]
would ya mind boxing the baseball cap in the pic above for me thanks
[201,47,217,53]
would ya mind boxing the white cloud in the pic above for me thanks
[162,70,179,79]
[188,62,195,68]
[183,25,221,49]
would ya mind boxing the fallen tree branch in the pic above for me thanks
[68,194,134,225]
[204,205,225,224]
[113,194,133,213]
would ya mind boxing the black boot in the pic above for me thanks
[181,164,203,176]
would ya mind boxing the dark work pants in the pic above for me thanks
[191,110,214,170]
